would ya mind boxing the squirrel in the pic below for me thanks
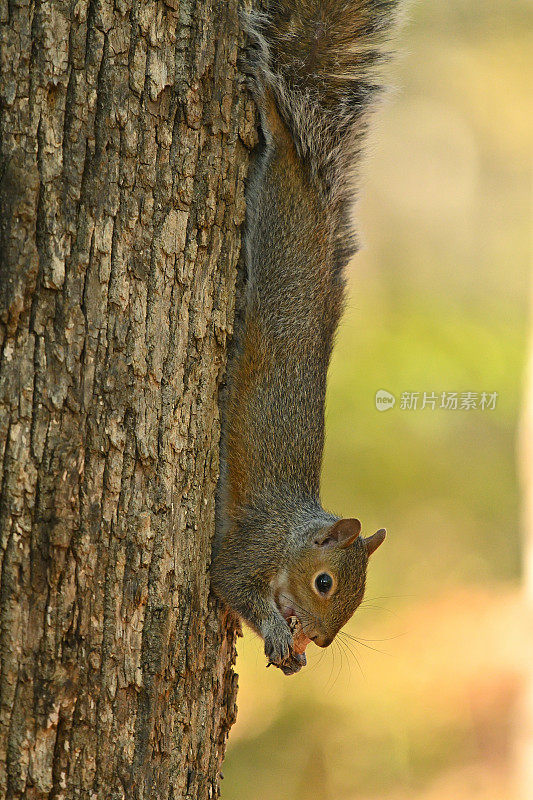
[211,0,400,675]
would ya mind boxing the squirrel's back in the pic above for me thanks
[244,0,401,270]
[244,0,400,183]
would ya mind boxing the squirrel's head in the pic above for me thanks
[273,518,385,649]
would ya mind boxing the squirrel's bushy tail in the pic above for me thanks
[244,0,401,188]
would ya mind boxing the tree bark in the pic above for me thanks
[0,1,256,798]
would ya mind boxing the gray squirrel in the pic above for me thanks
[211,0,400,675]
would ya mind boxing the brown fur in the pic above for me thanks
[211,0,399,675]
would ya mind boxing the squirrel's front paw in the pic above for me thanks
[263,620,305,675]
[263,621,293,666]
[278,651,306,676]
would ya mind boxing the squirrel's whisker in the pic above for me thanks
[338,636,365,680]
[338,631,392,657]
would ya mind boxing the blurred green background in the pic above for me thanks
[221,2,532,798]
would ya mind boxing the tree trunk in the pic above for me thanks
[0,1,255,798]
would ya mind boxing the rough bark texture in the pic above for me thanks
[0,1,256,798]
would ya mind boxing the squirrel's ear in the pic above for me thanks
[315,518,361,549]
[363,528,386,556]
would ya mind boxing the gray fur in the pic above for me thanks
[211,0,398,675]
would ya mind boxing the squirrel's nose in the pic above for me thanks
[311,633,334,648]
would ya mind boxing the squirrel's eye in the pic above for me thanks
[315,573,333,595]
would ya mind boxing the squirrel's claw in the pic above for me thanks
[264,621,307,675]
[268,651,306,675]
[280,651,307,675]
[264,623,293,665]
